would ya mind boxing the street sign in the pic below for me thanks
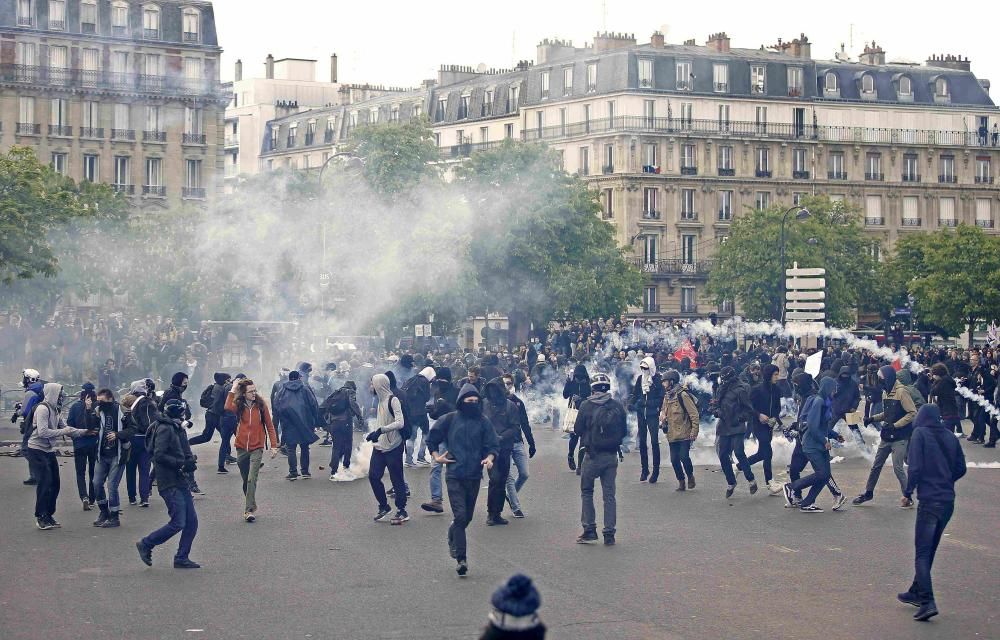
[786,290,826,301]
[785,267,826,277]
[786,321,826,334]
[786,301,826,311]
[785,311,827,321]
[785,277,826,290]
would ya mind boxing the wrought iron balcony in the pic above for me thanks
[643,304,661,314]
[680,166,698,176]
[718,167,735,176]
[182,187,206,199]
[681,303,699,314]
[112,184,134,195]
[304,133,315,146]
[865,172,884,181]
[49,19,65,30]
[48,124,73,137]
[718,210,733,222]
[0,64,226,99]
[183,32,200,43]
[629,258,715,277]
[975,176,994,184]
[17,15,33,27]
[828,171,848,180]
[976,219,994,228]
[111,129,135,141]
[939,174,957,183]
[902,173,921,182]
[939,219,957,227]
[602,165,614,174]
[183,133,206,145]
[901,218,922,227]
[142,185,166,197]
[143,130,166,142]
[793,170,810,179]
[755,169,772,178]
[865,216,885,226]
[680,211,699,221]
[641,210,661,220]
[80,127,104,138]
[16,122,40,135]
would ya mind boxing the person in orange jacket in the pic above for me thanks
[225,378,279,522]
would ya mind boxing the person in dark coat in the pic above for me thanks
[713,366,756,497]
[748,364,782,494]
[483,379,521,526]
[274,370,320,479]
[323,381,363,480]
[928,363,961,437]
[831,366,864,445]
[562,365,591,473]
[628,356,664,483]
[187,372,233,473]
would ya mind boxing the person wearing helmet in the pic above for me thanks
[14,368,46,485]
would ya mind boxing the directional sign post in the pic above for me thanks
[784,262,825,332]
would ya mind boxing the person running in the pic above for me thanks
[136,400,200,569]
[660,370,699,491]
[483,378,520,526]
[714,366,757,498]
[323,380,363,481]
[629,357,664,483]
[226,378,279,522]
[562,365,591,474]
[854,365,917,507]
[783,377,846,512]
[25,383,94,530]
[187,372,232,472]
[365,373,408,525]
[748,364,783,495]
[785,373,845,509]
[91,388,134,529]
[421,367,459,514]
[927,363,961,437]
[503,373,536,519]
[897,404,967,622]
[573,373,627,546]
[425,383,498,576]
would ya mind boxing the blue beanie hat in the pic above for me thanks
[164,399,185,419]
[490,573,542,622]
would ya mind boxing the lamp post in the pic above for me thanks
[779,205,811,325]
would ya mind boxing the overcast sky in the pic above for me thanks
[213,0,998,103]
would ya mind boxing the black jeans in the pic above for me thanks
[141,487,198,562]
[789,450,831,507]
[668,439,694,482]
[446,476,481,562]
[329,427,352,474]
[744,424,773,483]
[717,433,753,486]
[910,500,954,604]
[368,444,406,511]
[636,412,660,475]
[25,448,60,518]
[74,444,98,502]
[125,434,152,503]
[186,411,219,446]
[487,447,512,517]
[789,439,841,499]
[286,443,310,475]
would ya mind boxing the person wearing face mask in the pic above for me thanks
[713,366,757,498]
[747,364,783,495]
[67,384,100,511]
[855,365,918,507]
[91,389,134,528]
[562,365,591,473]
[365,373,409,525]
[628,357,664,483]
[483,378,521,526]
[927,363,961,437]
[158,372,201,495]
[503,374,536,519]
[660,370,700,492]
[125,379,160,507]
[25,383,95,530]
[574,373,627,546]
[425,384,498,576]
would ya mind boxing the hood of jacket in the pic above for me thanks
[572,364,589,382]
[898,369,914,385]
[214,372,229,385]
[879,365,897,392]
[457,383,481,404]
[42,382,63,408]
[761,364,779,387]
[914,403,944,430]
[283,379,305,393]
[640,356,657,375]
[420,366,436,382]
[818,376,837,400]
[372,373,391,401]
[483,378,507,408]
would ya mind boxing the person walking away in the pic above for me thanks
[483,379,520,526]
[503,374,536,519]
[748,364,783,494]
[135,400,200,568]
[629,357,664,483]
[421,368,459,514]
[562,365,592,473]
[25,383,94,529]
[188,372,232,472]
[928,363,962,437]
[896,404,967,621]
[573,373,627,545]
[67,385,99,510]
[226,379,279,522]
[125,379,159,507]
[365,373,409,525]
[274,370,320,480]
[783,377,845,512]
[92,388,134,528]
[854,365,917,506]
[324,381,363,481]
[425,383,498,576]
[660,370,699,491]
[402,366,435,467]
[714,367,757,497]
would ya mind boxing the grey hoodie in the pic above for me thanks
[28,383,88,452]
[372,373,404,452]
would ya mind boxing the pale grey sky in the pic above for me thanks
[213,0,998,101]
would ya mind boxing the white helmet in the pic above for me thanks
[22,368,40,384]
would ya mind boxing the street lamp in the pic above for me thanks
[779,205,811,324]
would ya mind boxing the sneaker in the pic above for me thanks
[897,591,921,607]
[900,496,914,509]
[649,471,659,485]
[139,500,149,508]
[686,476,696,489]
[285,472,298,481]
[403,461,415,468]
[189,484,204,495]
[421,500,444,514]
[725,485,736,499]
[852,493,873,505]
[782,483,796,507]
[832,494,848,511]
[374,507,393,522]
[387,487,395,497]
[46,516,62,528]
[512,509,526,518]
[456,560,468,577]
[99,514,121,528]
[799,504,823,513]
[767,480,783,495]
[676,480,686,492]
[82,499,92,511]
[35,517,54,531]
[226,456,237,464]
[300,472,311,479]
[319,437,332,447]
[913,601,938,622]
[486,515,509,526]
[329,472,354,482]
[749,481,759,495]
[173,559,201,569]
[136,541,153,566]
[984,442,996,448]
[23,478,38,485]
[576,531,599,544]
[244,511,256,523]
[955,432,966,439]
[567,455,576,472]
[415,459,432,467]
[390,509,410,525]
[216,468,229,474]
[603,533,615,546]
[639,470,649,483]
[128,498,138,505]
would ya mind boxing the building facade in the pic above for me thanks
[259,31,1000,320]
[0,0,227,209]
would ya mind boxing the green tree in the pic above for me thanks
[706,196,877,326]
[345,118,441,199]
[455,140,643,329]
[0,146,126,283]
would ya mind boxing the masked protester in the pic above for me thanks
[713,367,758,498]
[574,373,627,546]
[365,374,409,525]
[629,357,664,483]
[562,365,591,474]
[91,389,133,529]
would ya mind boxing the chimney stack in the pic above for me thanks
[593,31,636,53]
[330,53,338,83]
[650,31,664,48]
[925,53,972,72]
[234,59,242,81]
[859,41,885,66]
[706,32,731,53]
[265,54,274,79]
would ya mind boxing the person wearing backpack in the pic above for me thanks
[660,370,699,492]
[226,378,279,522]
[125,379,160,507]
[136,399,200,569]
[573,373,626,546]
[365,373,409,525]
[273,370,320,480]
[403,366,435,467]
[91,388,134,529]
[897,404,967,622]
[324,381,364,481]
[714,366,758,498]
[421,367,459,514]
[14,369,46,485]
[188,372,234,473]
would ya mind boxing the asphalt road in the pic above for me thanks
[1,423,998,640]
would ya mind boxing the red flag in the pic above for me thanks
[891,357,902,372]
[673,340,698,367]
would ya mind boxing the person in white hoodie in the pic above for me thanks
[25,383,94,530]
[365,373,409,525]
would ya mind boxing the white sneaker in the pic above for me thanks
[767,481,783,495]
[330,471,354,482]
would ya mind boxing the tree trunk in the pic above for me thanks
[968,315,976,349]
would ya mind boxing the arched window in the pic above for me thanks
[824,72,838,92]
[898,75,912,96]
[935,77,949,97]
[142,4,160,39]
[182,7,200,42]
[861,73,875,94]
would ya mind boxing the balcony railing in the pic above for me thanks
[680,166,698,176]
[143,28,160,40]
[976,219,995,229]
[793,170,810,179]
[111,129,135,141]
[681,304,699,314]
[629,258,715,277]
[755,169,772,178]
[680,211,699,221]
[676,80,691,91]
[643,304,661,314]
[48,124,72,136]
[142,185,166,197]
[16,122,40,135]
[143,130,166,142]
[80,127,104,138]
[865,172,884,181]
[286,137,296,148]
[17,15,33,27]
[939,174,957,183]
[49,19,65,30]
[438,140,506,159]
[112,184,134,195]
[902,173,921,182]
[183,133,206,144]
[865,216,885,226]
[975,176,995,184]
[717,167,735,177]
[182,187,206,199]
[718,211,732,222]
[112,25,128,37]
[714,82,729,92]
[520,114,998,149]
[0,64,226,98]
[901,218,922,227]
[182,32,200,43]
[828,171,848,180]
[641,210,661,220]
[939,219,957,227]
[642,165,661,174]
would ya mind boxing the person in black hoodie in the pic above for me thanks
[421,368,459,513]
[157,372,200,494]
[136,399,200,569]
[714,366,757,498]
[323,381,363,481]
[964,353,997,446]
[573,373,626,546]
[562,365,591,473]
[503,373,536,519]
[831,366,864,446]
[483,379,521,526]
[928,363,962,437]
[425,384,499,577]
[897,404,967,622]
[748,364,783,494]
[629,357,664,483]
[125,379,159,507]
[187,372,232,472]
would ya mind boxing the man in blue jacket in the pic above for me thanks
[783,377,845,512]
[897,404,966,622]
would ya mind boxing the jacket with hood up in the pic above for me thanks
[629,357,664,417]
[274,378,321,446]
[831,367,861,419]
[800,377,839,456]
[28,383,88,452]
[322,382,363,432]
[904,404,967,503]
[149,415,195,493]
[371,373,405,452]
[425,384,499,480]
[929,375,959,418]
[562,365,592,409]
[715,374,754,437]
[870,366,917,442]
[483,379,520,450]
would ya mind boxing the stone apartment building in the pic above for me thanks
[259,30,1000,320]
[0,0,227,209]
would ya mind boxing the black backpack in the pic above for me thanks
[199,384,214,409]
[387,393,414,441]
[588,400,627,452]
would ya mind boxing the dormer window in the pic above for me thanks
[861,73,875,95]
[898,75,912,98]
[935,77,949,97]
[142,4,160,40]
[824,72,838,92]
[182,7,201,43]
